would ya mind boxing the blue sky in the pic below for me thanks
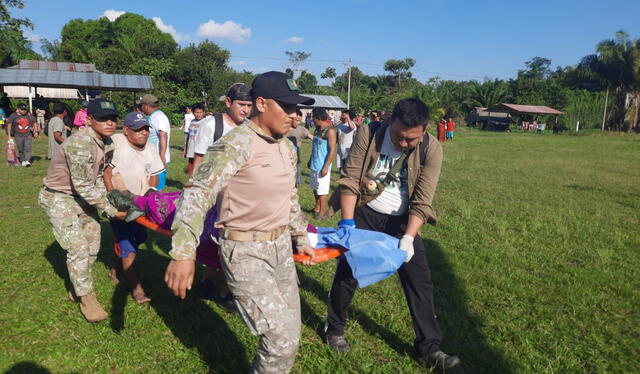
[14,0,640,83]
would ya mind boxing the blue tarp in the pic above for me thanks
[314,227,406,288]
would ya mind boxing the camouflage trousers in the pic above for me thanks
[219,230,301,374]
[39,188,101,297]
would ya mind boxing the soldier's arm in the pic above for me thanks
[66,142,117,218]
[169,138,250,261]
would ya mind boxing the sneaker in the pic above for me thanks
[20,161,26,167]
[325,333,351,353]
[24,161,31,167]
[418,350,461,370]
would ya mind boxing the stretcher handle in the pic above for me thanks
[293,247,343,263]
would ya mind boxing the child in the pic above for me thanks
[309,107,336,219]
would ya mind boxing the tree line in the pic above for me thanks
[1,1,638,131]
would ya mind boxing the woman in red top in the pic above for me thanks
[437,119,446,142]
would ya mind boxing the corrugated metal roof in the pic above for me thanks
[488,103,564,115]
[12,60,98,72]
[299,94,347,109]
[0,68,153,91]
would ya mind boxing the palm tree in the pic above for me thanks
[463,80,510,110]
[577,31,640,131]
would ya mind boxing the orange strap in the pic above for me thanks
[293,247,343,263]
[135,216,173,237]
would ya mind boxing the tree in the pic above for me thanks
[383,57,415,89]
[0,0,38,67]
[285,50,311,78]
[464,79,510,109]
[321,67,336,80]
[297,70,317,92]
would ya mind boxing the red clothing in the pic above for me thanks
[437,122,446,142]
[446,120,455,132]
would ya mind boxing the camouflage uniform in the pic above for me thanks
[39,127,117,297]
[171,121,310,374]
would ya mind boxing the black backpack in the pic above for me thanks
[211,113,225,143]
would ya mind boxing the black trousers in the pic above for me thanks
[326,205,443,357]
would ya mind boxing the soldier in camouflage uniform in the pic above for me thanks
[39,99,125,322]
[165,72,317,374]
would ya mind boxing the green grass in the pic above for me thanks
[1,126,638,373]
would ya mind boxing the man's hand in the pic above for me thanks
[164,259,195,299]
[297,246,317,266]
[321,166,329,177]
[399,234,415,263]
[114,211,127,221]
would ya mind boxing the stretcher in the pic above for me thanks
[133,216,343,263]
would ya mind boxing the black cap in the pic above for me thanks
[87,98,118,118]
[250,71,315,105]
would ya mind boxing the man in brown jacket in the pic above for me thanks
[324,98,460,370]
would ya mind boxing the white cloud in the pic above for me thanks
[230,60,246,66]
[196,20,251,44]
[286,36,303,43]
[152,17,185,42]
[102,10,125,22]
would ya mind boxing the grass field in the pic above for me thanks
[1,126,638,373]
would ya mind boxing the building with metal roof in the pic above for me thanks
[0,59,153,112]
[487,103,564,115]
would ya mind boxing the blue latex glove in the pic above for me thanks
[338,218,355,228]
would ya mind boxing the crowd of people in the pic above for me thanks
[5,71,461,372]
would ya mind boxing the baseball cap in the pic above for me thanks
[219,83,252,102]
[123,112,150,130]
[87,98,118,118]
[139,94,159,105]
[250,71,315,106]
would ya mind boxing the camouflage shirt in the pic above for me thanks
[43,127,117,218]
[170,120,310,261]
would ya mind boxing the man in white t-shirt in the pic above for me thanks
[104,112,165,304]
[140,94,171,190]
[336,109,356,168]
[192,83,253,171]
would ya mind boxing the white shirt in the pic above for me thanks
[109,134,165,195]
[148,110,172,163]
[183,113,195,133]
[193,114,236,155]
[366,128,409,216]
[337,121,355,157]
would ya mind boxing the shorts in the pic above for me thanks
[310,165,331,195]
[446,131,454,139]
[111,220,147,258]
[157,162,169,190]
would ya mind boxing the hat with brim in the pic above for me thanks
[251,71,315,106]
[123,112,150,130]
[87,98,118,119]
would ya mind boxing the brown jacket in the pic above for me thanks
[336,122,443,225]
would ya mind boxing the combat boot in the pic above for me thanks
[78,292,108,322]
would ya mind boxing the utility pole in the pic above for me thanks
[601,87,609,131]
[347,58,352,110]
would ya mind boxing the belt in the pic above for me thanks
[220,225,287,242]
